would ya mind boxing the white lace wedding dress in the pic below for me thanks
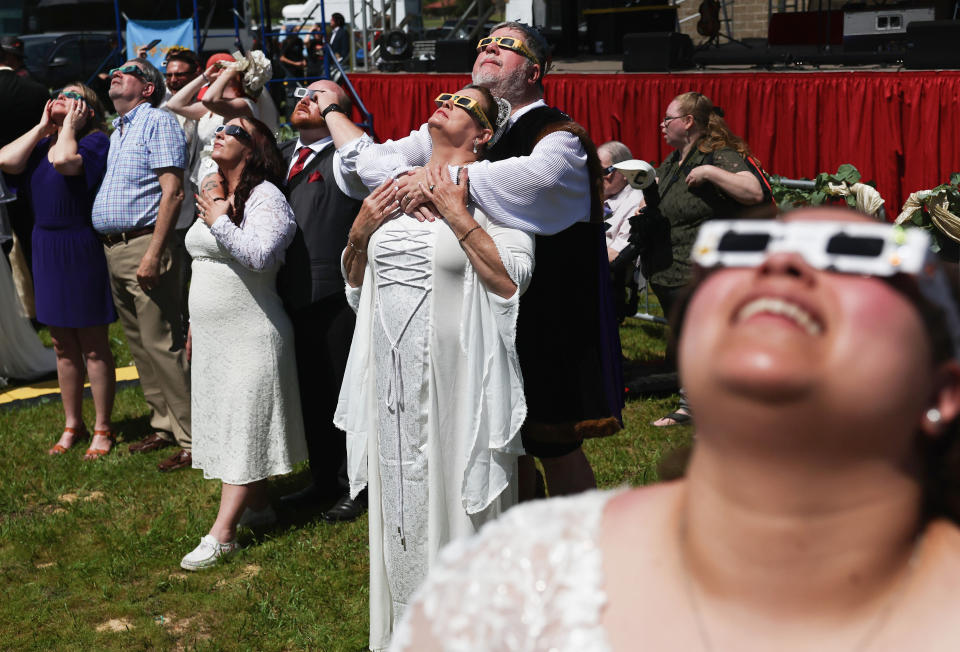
[335,209,535,651]
[185,181,306,484]
[389,490,620,652]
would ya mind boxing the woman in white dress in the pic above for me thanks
[165,51,272,188]
[180,116,305,571]
[392,208,960,651]
[336,85,534,650]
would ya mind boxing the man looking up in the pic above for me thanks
[357,23,623,498]
[276,80,372,522]
[92,58,192,471]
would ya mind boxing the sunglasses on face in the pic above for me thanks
[214,124,252,142]
[434,92,492,132]
[476,36,538,64]
[54,90,86,103]
[692,219,960,354]
[603,165,617,177]
[109,64,148,80]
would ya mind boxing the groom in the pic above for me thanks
[278,80,371,521]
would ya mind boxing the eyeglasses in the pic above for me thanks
[434,92,492,132]
[692,219,960,355]
[661,115,686,126]
[214,124,252,142]
[54,90,86,103]
[476,36,539,64]
[603,165,617,177]
[109,65,148,80]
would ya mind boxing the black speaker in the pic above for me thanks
[905,21,960,69]
[622,32,694,72]
[435,39,476,73]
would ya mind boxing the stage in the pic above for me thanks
[347,69,960,212]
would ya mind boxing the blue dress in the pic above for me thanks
[23,131,116,328]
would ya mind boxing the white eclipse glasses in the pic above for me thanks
[692,219,960,355]
[293,87,320,100]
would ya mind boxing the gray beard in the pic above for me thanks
[472,63,530,106]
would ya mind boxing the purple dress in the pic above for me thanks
[23,131,116,328]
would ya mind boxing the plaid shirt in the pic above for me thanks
[92,102,186,234]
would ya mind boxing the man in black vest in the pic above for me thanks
[357,22,623,498]
[278,80,371,521]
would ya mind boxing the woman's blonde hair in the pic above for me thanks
[674,91,752,160]
[64,81,107,136]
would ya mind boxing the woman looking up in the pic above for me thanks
[393,208,960,651]
[0,83,116,459]
[336,85,533,651]
[180,117,305,570]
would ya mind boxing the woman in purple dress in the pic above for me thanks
[0,82,117,459]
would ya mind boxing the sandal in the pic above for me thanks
[84,429,116,460]
[48,425,89,455]
[652,408,693,427]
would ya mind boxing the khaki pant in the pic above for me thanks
[103,232,191,449]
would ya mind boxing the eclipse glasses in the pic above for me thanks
[693,219,960,354]
[434,92,492,132]
[214,124,251,141]
[476,36,538,64]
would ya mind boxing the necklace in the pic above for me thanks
[677,517,922,652]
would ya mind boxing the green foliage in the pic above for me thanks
[895,173,960,259]
[0,302,689,649]
[770,164,870,212]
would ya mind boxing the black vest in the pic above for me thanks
[276,139,363,313]
[489,107,623,430]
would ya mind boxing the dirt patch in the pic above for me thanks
[168,572,189,581]
[58,493,79,504]
[95,618,134,632]
[214,564,261,588]
[35,562,55,569]
[58,491,106,504]
[160,614,211,650]
[85,491,105,502]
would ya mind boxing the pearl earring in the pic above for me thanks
[926,407,942,424]
[473,140,478,154]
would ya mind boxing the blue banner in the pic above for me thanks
[126,19,194,70]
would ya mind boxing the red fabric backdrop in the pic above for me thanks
[348,71,960,213]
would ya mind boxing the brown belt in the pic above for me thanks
[99,225,155,247]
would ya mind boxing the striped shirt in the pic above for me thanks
[92,102,187,234]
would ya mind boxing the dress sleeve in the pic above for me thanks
[209,183,297,271]
[485,216,535,296]
[355,124,432,190]
[78,131,109,193]
[465,129,591,236]
[389,492,615,652]
[710,148,750,174]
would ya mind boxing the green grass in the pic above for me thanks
[0,302,690,650]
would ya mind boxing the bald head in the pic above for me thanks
[307,80,352,115]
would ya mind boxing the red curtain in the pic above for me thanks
[348,71,960,212]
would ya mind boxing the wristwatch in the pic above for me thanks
[322,103,345,118]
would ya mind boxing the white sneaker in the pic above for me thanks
[238,504,277,528]
[180,535,239,571]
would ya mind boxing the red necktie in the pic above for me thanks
[287,147,312,182]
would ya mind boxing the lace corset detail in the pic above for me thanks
[391,490,620,652]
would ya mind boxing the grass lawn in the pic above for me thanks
[0,305,690,651]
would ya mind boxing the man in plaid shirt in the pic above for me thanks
[92,58,192,472]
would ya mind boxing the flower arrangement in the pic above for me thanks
[894,173,960,260]
[231,50,272,98]
[770,164,885,217]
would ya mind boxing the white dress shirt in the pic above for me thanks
[355,99,591,235]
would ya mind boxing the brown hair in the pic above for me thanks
[461,84,499,159]
[222,117,287,226]
[64,81,107,137]
[674,91,753,161]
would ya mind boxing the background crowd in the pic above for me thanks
[3,18,960,652]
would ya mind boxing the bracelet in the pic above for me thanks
[202,72,209,82]
[458,225,481,243]
[347,240,366,255]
